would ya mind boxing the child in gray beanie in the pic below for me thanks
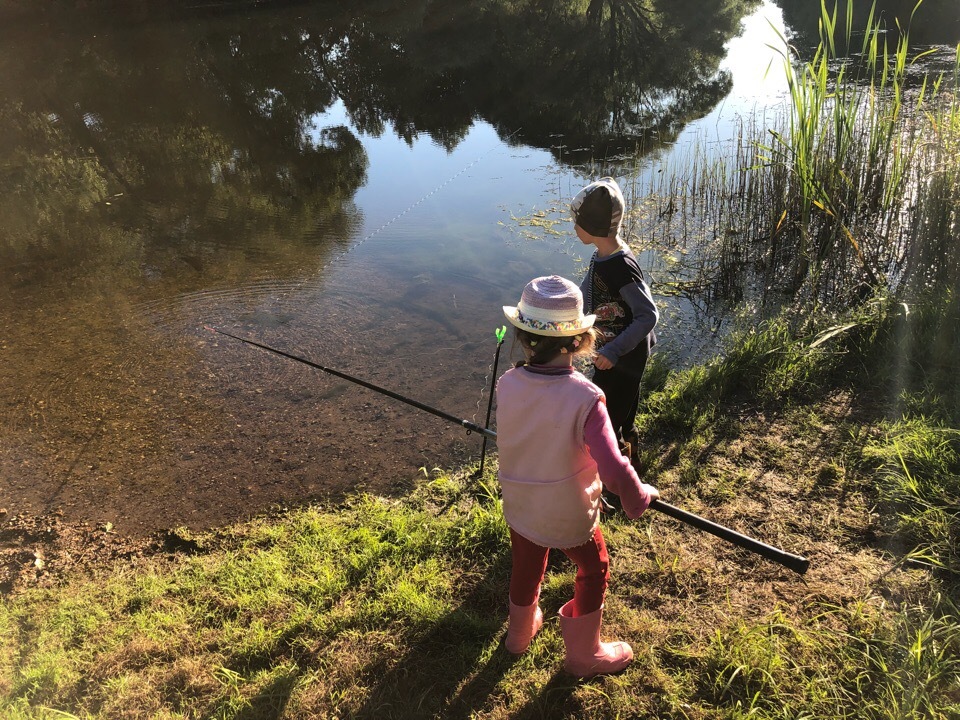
[570,177,659,471]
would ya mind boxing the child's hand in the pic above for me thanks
[594,354,614,370]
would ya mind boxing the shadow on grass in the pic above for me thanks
[349,550,601,719]
[348,552,515,719]
[505,672,581,719]
[232,668,300,720]
[208,528,620,717]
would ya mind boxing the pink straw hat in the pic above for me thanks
[503,275,596,337]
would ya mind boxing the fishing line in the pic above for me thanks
[471,329,509,428]
[206,126,525,442]
[136,125,523,321]
[473,366,490,427]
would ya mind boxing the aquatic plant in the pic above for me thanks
[636,0,960,312]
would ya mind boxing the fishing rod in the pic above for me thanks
[477,325,507,478]
[209,327,810,575]
[208,327,496,439]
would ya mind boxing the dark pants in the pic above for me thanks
[592,363,645,447]
[509,526,610,617]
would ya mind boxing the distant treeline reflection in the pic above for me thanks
[2,0,954,275]
[0,0,771,272]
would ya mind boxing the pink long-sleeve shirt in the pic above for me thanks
[582,398,655,518]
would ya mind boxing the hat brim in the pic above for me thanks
[502,306,596,337]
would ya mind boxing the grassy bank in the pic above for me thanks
[2,296,958,719]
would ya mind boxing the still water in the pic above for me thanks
[1,0,957,534]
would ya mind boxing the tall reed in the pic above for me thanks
[633,0,960,313]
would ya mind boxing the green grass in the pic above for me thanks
[0,486,514,718]
[2,303,959,718]
[701,599,960,719]
[862,418,960,576]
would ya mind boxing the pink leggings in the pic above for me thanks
[509,525,610,617]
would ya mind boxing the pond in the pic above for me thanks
[1,0,957,536]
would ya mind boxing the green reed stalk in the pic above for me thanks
[636,0,960,311]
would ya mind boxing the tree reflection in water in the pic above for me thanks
[0,0,765,277]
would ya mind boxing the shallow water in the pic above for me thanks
[1,0,956,535]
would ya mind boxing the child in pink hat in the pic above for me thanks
[497,274,659,678]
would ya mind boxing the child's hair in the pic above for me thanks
[513,327,598,366]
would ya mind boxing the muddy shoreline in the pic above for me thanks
[0,380,485,596]
[1,301,501,595]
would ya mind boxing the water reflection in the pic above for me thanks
[2,0,948,535]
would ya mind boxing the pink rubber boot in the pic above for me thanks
[505,597,544,654]
[558,600,633,677]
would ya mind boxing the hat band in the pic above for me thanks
[517,298,581,322]
[516,310,585,335]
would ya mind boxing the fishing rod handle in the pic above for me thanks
[650,499,810,575]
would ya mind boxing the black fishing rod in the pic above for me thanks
[477,325,507,478]
[210,327,810,575]
[208,327,496,439]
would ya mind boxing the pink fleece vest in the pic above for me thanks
[496,367,605,548]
